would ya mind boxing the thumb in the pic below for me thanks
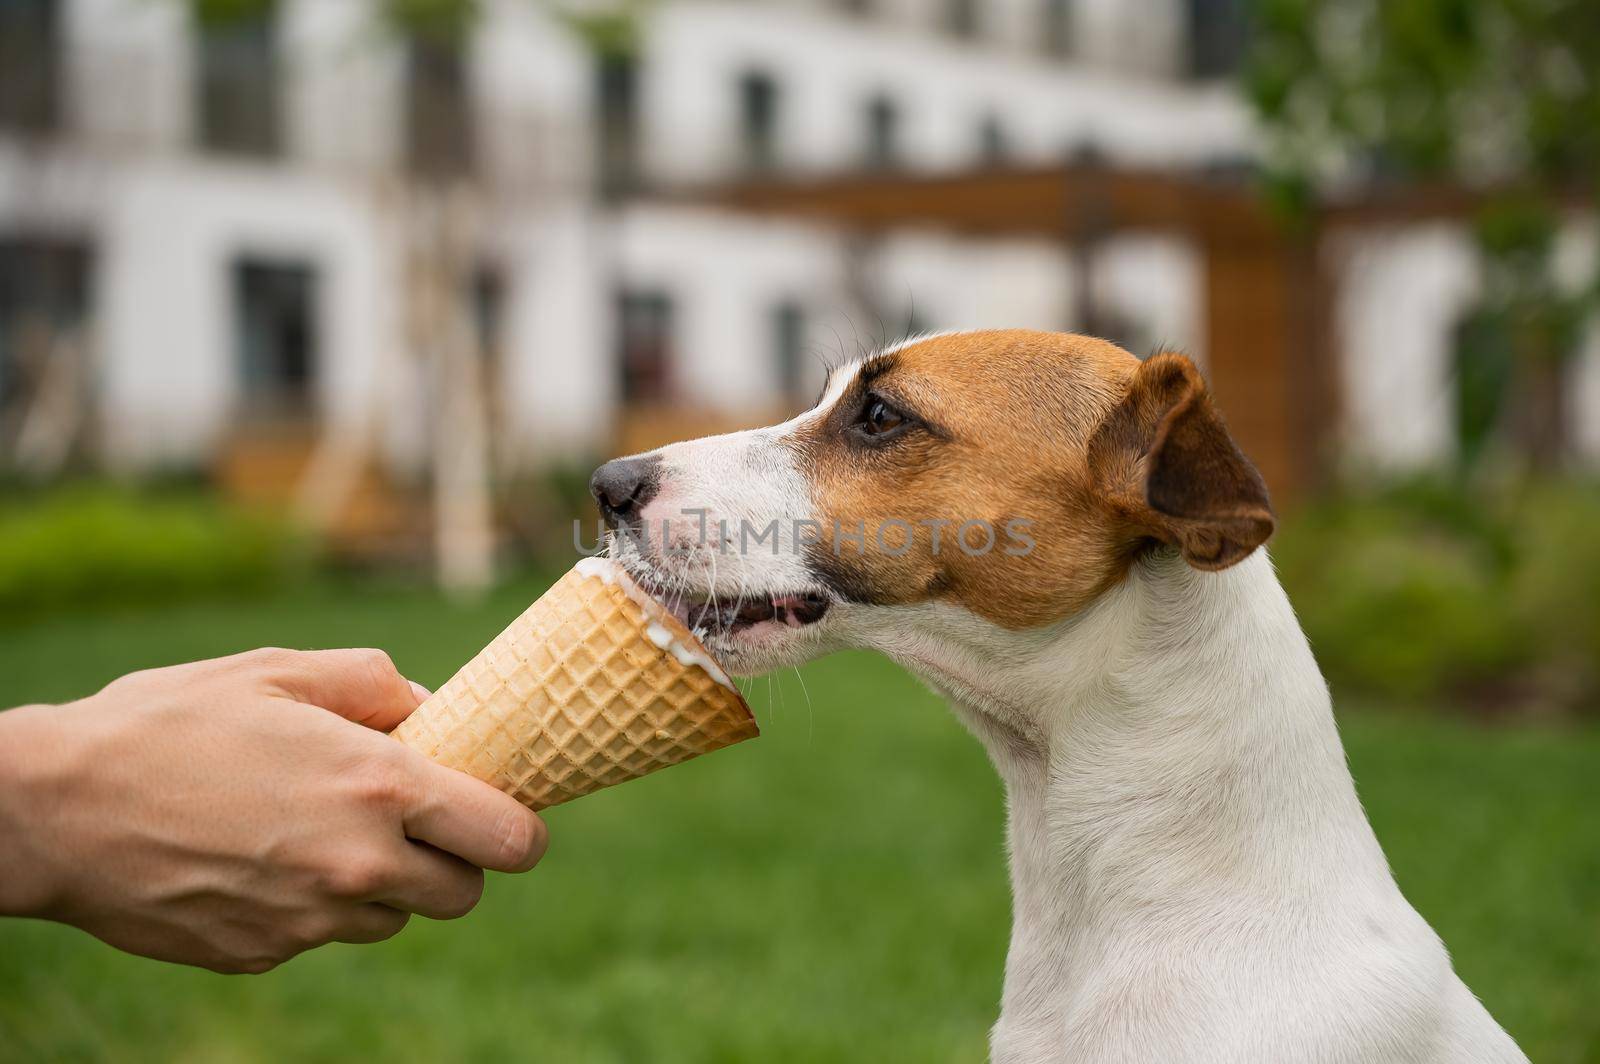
[263,647,431,731]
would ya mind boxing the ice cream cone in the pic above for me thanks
[392,558,756,811]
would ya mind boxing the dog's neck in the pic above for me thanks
[863,549,1402,1050]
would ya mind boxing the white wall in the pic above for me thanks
[1573,325,1600,464]
[495,206,612,464]
[472,0,594,192]
[871,231,1072,335]
[66,0,191,152]
[1555,221,1600,463]
[641,2,1252,183]
[97,162,401,469]
[283,0,403,174]
[1331,224,1479,469]
[785,0,1189,75]
[8,0,599,471]
[5,0,1262,475]
[1094,234,1205,364]
[615,205,845,404]
[1332,217,1600,471]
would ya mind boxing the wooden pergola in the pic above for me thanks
[699,165,1506,501]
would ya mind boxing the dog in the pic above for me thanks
[589,330,1527,1063]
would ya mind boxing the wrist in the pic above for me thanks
[0,702,78,918]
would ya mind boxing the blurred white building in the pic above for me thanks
[1,0,1595,490]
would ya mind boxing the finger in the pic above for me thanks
[400,754,549,873]
[331,903,412,944]
[372,844,486,921]
[256,647,428,731]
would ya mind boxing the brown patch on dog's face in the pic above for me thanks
[790,330,1274,629]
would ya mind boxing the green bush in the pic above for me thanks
[0,484,299,620]
[1506,482,1600,695]
[1275,477,1600,716]
[499,458,605,564]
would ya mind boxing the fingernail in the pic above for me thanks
[409,680,432,703]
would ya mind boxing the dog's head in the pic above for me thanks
[591,330,1274,679]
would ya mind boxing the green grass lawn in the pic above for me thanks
[1,578,1596,1062]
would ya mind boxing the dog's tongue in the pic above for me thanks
[685,593,831,632]
[772,594,828,627]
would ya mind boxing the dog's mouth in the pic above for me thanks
[624,565,831,639]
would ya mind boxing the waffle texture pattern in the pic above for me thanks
[393,565,757,810]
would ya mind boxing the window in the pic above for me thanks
[0,239,89,431]
[234,259,317,419]
[1041,0,1074,60]
[1187,0,1248,80]
[738,70,780,173]
[597,53,640,198]
[978,113,1007,166]
[944,0,979,40]
[468,264,505,439]
[863,94,900,170]
[406,33,473,178]
[0,0,60,135]
[470,266,504,368]
[616,290,674,404]
[197,2,280,156]
[470,268,502,358]
[771,300,807,405]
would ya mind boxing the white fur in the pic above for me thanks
[613,367,851,606]
[616,354,1528,1063]
[849,550,1525,1063]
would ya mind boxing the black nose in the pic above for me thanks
[589,455,661,526]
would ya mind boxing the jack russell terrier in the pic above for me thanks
[589,330,1526,1063]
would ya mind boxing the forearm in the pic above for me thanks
[0,702,73,919]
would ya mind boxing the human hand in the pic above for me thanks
[0,648,547,973]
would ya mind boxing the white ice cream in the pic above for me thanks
[573,556,736,689]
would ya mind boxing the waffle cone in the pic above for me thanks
[392,559,756,811]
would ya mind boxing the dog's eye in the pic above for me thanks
[858,396,907,437]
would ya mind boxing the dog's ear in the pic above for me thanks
[1091,352,1274,571]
